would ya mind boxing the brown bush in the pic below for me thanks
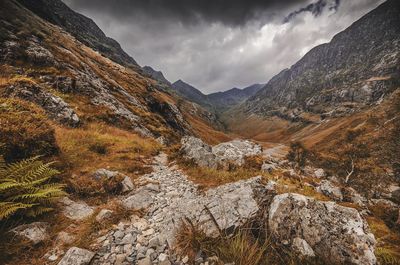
[0,98,58,162]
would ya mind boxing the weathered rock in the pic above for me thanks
[93,169,119,179]
[96,209,114,222]
[343,187,367,207]
[261,162,276,173]
[269,193,376,265]
[25,40,56,66]
[5,82,80,127]
[314,168,326,178]
[60,197,94,220]
[180,136,217,168]
[122,188,154,210]
[391,188,400,204]
[319,180,343,201]
[292,237,315,258]
[58,247,95,265]
[137,256,152,265]
[11,222,49,244]
[212,139,262,167]
[121,176,134,192]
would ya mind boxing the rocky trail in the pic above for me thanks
[90,152,264,265]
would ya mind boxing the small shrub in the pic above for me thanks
[0,155,65,221]
[376,247,400,265]
[0,98,58,162]
[66,173,124,198]
[287,141,308,171]
[88,142,108,155]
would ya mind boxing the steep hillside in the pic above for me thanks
[243,0,400,121]
[17,0,139,69]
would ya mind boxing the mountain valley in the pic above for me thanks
[0,0,399,264]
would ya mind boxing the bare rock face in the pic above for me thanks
[212,140,262,167]
[4,82,80,127]
[180,136,217,168]
[60,197,94,221]
[58,247,95,265]
[11,222,49,244]
[269,193,376,265]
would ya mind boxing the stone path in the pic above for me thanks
[92,153,264,265]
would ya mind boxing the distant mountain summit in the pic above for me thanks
[244,0,400,120]
[171,80,263,112]
[208,84,264,112]
[142,66,171,86]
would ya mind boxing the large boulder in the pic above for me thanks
[10,222,49,244]
[212,140,262,167]
[268,193,376,265]
[58,247,95,265]
[180,136,217,168]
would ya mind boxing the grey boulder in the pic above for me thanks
[269,193,376,265]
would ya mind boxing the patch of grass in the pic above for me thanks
[376,247,400,265]
[56,122,160,175]
[0,98,58,162]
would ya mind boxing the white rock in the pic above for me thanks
[292,237,315,258]
[314,168,326,178]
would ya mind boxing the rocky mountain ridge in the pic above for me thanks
[242,0,400,121]
[171,79,264,112]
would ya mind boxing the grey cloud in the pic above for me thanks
[283,0,341,23]
[63,0,384,93]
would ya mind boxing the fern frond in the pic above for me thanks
[0,202,35,220]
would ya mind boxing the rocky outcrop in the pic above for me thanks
[58,247,95,265]
[180,136,217,168]
[212,139,262,167]
[11,222,49,244]
[180,136,262,169]
[4,81,80,127]
[93,169,134,193]
[269,193,376,265]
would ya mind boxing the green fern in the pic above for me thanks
[0,155,65,220]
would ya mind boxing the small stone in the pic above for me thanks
[96,209,113,222]
[182,255,189,263]
[149,236,160,248]
[142,228,155,236]
[115,254,126,265]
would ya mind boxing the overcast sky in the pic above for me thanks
[63,0,384,93]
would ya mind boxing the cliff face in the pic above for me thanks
[244,0,400,119]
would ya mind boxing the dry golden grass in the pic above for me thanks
[367,217,400,265]
[55,122,160,175]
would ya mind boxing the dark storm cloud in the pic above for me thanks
[63,0,384,93]
[64,0,310,26]
[284,0,341,23]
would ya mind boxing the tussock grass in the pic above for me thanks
[175,218,322,265]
